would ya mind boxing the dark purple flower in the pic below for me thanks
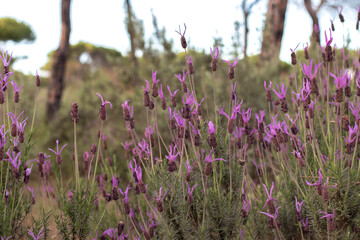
[207,121,216,134]
[119,185,131,204]
[48,139,67,165]
[262,182,279,211]
[96,92,112,109]
[320,209,336,231]
[350,100,360,122]
[175,70,188,83]
[145,125,155,138]
[264,81,272,91]
[325,28,333,46]
[330,69,348,89]
[27,187,36,199]
[205,149,226,163]
[255,110,265,124]
[223,57,238,68]
[300,59,321,80]
[210,46,219,60]
[242,108,252,123]
[159,84,166,99]
[272,83,287,100]
[5,150,21,177]
[0,50,12,69]
[165,145,179,163]
[182,91,195,105]
[154,187,167,201]
[96,92,112,120]
[260,206,281,221]
[186,182,197,201]
[27,227,44,240]
[167,85,179,99]
[295,196,304,215]
[306,168,323,186]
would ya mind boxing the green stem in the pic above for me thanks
[91,121,103,188]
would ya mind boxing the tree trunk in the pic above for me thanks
[304,0,322,45]
[243,12,249,58]
[125,0,138,67]
[46,0,71,120]
[260,0,288,61]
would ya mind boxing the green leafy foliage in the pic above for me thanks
[0,18,35,43]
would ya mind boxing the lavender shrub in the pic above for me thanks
[1,6,360,240]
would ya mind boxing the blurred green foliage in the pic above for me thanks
[0,17,35,43]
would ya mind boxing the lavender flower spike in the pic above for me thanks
[272,83,287,100]
[0,50,12,74]
[186,182,197,204]
[262,182,279,213]
[96,92,112,120]
[48,139,67,165]
[27,227,44,240]
[208,121,216,135]
[154,187,167,212]
[295,196,304,221]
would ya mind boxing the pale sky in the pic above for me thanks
[0,0,359,75]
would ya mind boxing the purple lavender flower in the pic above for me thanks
[119,185,131,203]
[96,93,112,120]
[27,227,44,240]
[210,46,219,71]
[139,221,151,240]
[48,139,67,165]
[186,56,194,74]
[210,46,219,60]
[24,163,33,184]
[122,100,132,121]
[166,145,179,163]
[175,23,187,49]
[272,83,287,100]
[320,209,336,232]
[165,145,179,172]
[295,196,304,221]
[204,149,226,176]
[252,159,263,177]
[186,182,197,204]
[0,236,12,240]
[5,150,21,178]
[303,42,309,59]
[0,50,12,74]
[260,206,282,229]
[175,70,188,84]
[137,138,150,157]
[300,59,321,80]
[330,69,348,89]
[167,85,179,108]
[175,70,188,93]
[338,6,344,22]
[264,81,272,101]
[205,149,226,163]
[208,121,216,135]
[325,28,333,47]
[11,80,24,103]
[145,124,155,147]
[7,110,24,137]
[301,217,309,232]
[290,43,299,65]
[27,187,36,204]
[154,187,167,212]
[241,199,251,218]
[223,57,238,80]
[262,182,279,213]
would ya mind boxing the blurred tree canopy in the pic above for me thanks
[0,17,35,43]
